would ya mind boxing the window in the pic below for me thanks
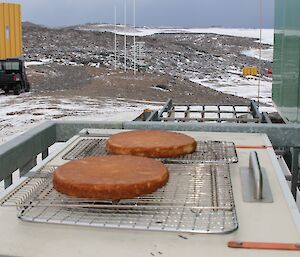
[3,61,20,71]
[5,25,10,40]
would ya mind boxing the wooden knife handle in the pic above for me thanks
[228,241,300,251]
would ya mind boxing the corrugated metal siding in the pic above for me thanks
[0,3,22,59]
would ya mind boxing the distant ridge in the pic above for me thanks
[22,21,45,28]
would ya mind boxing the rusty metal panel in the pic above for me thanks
[0,3,22,59]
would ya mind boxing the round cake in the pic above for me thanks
[53,155,169,200]
[106,130,197,158]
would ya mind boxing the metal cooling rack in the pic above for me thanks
[0,166,55,207]
[62,138,238,163]
[6,164,237,234]
[62,139,106,160]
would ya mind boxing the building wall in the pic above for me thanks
[273,0,300,122]
[0,3,22,60]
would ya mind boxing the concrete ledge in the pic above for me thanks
[55,121,124,142]
[0,121,56,182]
[124,121,300,147]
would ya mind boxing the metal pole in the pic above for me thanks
[124,0,127,72]
[114,6,117,70]
[133,0,136,75]
[291,147,300,200]
[258,0,263,108]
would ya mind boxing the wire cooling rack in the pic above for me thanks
[2,164,238,234]
[61,138,238,163]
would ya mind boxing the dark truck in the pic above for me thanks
[0,59,30,95]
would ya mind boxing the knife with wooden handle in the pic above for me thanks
[228,241,300,251]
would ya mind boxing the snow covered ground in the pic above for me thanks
[25,58,53,67]
[182,29,274,112]
[71,25,276,111]
[79,25,274,45]
[1,27,276,145]
[191,74,274,113]
[241,47,273,62]
[0,94,160,145]
[190,65,275,113]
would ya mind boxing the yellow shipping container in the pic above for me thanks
[242,67,249,76]
[0,2,22,60]
[242,67,258,76]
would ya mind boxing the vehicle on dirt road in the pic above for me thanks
[0,59,30,95]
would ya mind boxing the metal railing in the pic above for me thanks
[144,99,272,123]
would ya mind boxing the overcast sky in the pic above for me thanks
[4,0,274,28]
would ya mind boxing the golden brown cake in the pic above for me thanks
[106,130,197,158]
[53,155,169,200]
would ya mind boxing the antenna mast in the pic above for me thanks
[258,0,263,108]
[133,0,136,75]
[114,6,117,70]
[124,0,127,72]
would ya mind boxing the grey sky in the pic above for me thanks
[4,0,274,28]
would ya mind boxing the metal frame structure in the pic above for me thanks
[143,99,272,123]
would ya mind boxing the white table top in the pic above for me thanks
[0,130,299,257]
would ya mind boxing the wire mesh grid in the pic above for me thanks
[158,103,259,123]
[62,139,106,160]
[13,164,237,234]
[0,166,56,207]
[62,138,238,164]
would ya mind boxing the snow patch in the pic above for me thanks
[0,94,161,145]
[241,48,273,61]
[190,72,276,112]
[78,25,274,45]
[25,58,53,67]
